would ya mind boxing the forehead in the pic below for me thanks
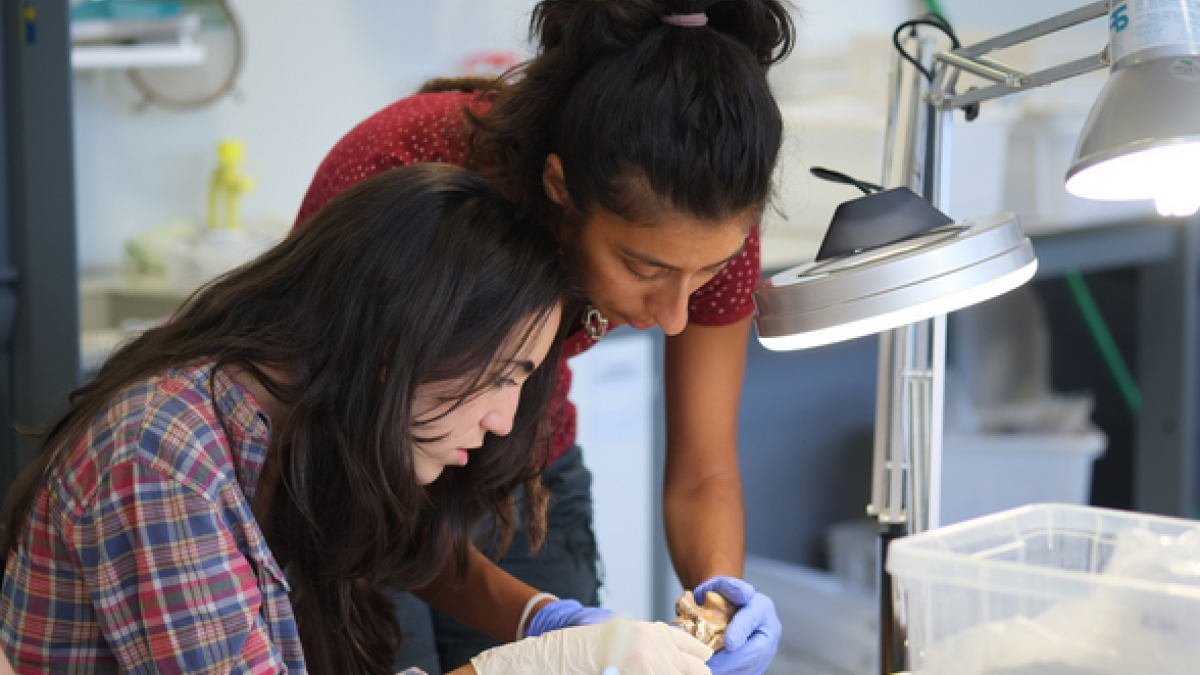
[587,207,754,263]
[423,307,560,391]
[493,305,561,369]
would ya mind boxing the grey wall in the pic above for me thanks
[739,332,879,567]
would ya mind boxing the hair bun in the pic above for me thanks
[531,1,793,69]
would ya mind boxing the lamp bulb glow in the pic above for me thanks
[1066,142,1200,203]
[1152,160,1200,218]
[1156,191,1200,218]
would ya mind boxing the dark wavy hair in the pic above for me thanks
[0,164,574,674]
[468,0,795,229]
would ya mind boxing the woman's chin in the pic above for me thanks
[415,466,444,486]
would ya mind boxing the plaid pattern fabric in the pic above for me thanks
[0,362,306,673]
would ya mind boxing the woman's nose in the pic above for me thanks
[652,281,691,336]
[481,387,522,437]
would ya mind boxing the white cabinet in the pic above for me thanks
[569,330,656,619]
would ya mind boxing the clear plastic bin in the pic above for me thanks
[887,504,1200,675]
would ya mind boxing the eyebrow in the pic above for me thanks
[621,241,746,272]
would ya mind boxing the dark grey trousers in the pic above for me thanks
[392,445,601,673]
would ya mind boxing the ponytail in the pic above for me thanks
[468,0,796,227]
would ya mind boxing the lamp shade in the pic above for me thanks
[1065,57,1200,216]
[1065,0,1200,217]
[754,213,1037,351]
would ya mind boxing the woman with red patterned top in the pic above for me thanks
[297,2,794,674]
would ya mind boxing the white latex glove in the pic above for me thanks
[470,621,713,675]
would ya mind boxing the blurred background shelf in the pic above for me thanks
[70,5,205,70]
[71,43,206,70]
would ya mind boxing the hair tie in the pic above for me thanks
[661,13,708,27]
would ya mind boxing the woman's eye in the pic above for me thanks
[493,374,519,388]
[626,261,665,281]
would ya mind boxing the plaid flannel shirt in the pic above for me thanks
[0,362,306,673]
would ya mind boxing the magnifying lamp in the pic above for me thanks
[753,2,1199,673]
[756,185,1037,352]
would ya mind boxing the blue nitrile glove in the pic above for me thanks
[694,576,781,675]
[525,599,616,638]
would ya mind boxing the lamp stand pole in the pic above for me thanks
[870,33,951,675]
[872,8,1115,672]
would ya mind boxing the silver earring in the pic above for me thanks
[583,305,609,341]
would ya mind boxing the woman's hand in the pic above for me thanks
[469,621,712,675]
[693,576,781,675]
[525,598,616,637]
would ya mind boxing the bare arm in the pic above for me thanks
[414,546,554,643]
[662,317,751,587]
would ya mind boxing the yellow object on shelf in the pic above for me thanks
[208,139,254,232]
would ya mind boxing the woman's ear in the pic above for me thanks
[542,154,571,208]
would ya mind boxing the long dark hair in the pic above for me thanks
[0,164,573,674]
[468,0,795,228]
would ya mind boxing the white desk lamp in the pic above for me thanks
[753,1,1200,672]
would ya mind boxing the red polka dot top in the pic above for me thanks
[296,92,761,467]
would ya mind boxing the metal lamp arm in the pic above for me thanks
[926,0,1111,111]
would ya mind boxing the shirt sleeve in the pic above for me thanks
[67,459,286,674]
[687,224,762,326]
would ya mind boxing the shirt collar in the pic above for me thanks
[206,364,272,499]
